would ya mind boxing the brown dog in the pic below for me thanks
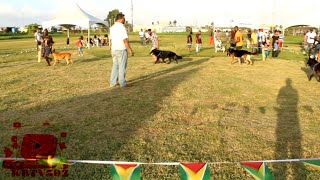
[52,49,72,66]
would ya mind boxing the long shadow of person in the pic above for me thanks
[274,78,306,179]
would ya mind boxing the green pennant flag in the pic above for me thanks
[303,160,320,170]
[241,162,274,180]
[179,162,211,180]
[0,160,3,168]
[110,164,141,180]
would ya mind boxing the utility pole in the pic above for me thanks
[272,0,276,32]
[131,0,134,31]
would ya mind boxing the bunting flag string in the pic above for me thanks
[1,157,320,165]
[1,157,320,179]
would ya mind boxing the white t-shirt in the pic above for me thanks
[145,32,150,39]
[110,22,128,50]
[34,32,43,42]
[139,31,144,37]
[306,32,316,44]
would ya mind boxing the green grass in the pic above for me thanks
[1,33,320,179]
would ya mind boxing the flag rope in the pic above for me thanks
[1,157,320,165]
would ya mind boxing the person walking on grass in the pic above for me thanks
[42,29,54,66]
[109,13,134,88]
[234,26,243,50]
[76,36,84,56]
[147,29,159,61]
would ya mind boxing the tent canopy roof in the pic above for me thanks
[42,4,108,28]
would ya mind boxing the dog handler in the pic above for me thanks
[109,13,134,88]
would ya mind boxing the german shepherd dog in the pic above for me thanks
[51,49,73,66]
[306,55,320,81]
[150,48,182,64]
[227,48,256,65]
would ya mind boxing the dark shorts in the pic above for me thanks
[43,47,51,57]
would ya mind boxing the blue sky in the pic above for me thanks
[0,0,319,27]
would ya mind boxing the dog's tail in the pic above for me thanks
[176,55,182,59]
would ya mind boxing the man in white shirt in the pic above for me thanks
[34,28,43,63]
[306,29,316,50]
[109,13,134,88]
[139,29,145,45]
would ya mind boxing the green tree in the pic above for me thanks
[173,20,177,26]
[105,9,120,26]
[25,23,39,34]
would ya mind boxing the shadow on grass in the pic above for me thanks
[273,78,306,179]
[0,58,209,179]
[0,61,35,69]
[300,67,311,80]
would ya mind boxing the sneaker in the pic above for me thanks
[120,84,132,88]
[110,84,117,88]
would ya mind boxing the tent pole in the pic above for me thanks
[88,23,91,49]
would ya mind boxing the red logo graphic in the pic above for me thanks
[1,122,69,177]
[21,134,57,159]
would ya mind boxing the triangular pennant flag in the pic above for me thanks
[241,162,274,180]
[179,162,211,180]
[303,160,320,170]
[0,160,3,168]
[37,155,70,170]
[111,164,141,180]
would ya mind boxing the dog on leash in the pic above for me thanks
[150,48,182,64]
[227,48,256,65]
[51,49,73,66]
[306,54,320,81]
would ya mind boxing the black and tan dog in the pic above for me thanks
[150,48,182,64]
[227,48,256,65]
[306,54,320,81]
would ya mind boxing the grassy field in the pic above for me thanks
[1,33,320,179]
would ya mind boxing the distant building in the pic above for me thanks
[0,27,19,33]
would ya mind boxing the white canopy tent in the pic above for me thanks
[42,4,108,48]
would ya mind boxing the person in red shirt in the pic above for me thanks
[195,30,202,52]
[76,36,84,56]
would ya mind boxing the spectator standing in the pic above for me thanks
[278,31,284,50]
[187,32,193,52]
[209,31,214,47]
[195,30,202,52]
[34,28,43,63]
[272,30,280,58]
[251,29,258,53]
[139,29,145,45]
[109,13,134,88]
